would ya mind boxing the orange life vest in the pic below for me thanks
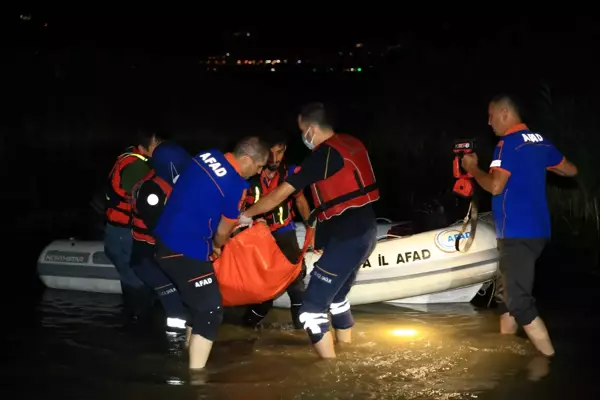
[105,147,148,227]
[247,163,295,231]
[309,133,379,225]
[131,169,173,245]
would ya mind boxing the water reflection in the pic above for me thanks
[8,289,563,399]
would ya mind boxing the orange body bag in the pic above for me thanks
[212,223,315,307]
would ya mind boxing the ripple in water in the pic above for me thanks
[7,289,554,399]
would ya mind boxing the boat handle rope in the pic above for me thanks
[455,196,478,253]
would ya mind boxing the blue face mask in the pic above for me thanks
[302,127,315,150]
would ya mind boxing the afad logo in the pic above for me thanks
[434,229,471,253]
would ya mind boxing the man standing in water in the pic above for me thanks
[239,103,379,358]
[104,129,162,318]
[461,93,578,357]
[129,140,192,332]
[154,136,268,370]
[241,136,312,330]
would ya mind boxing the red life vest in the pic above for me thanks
[309,133,379,224]
[105,147,148,227]
[247,163,295,231]
[131,169,173,245]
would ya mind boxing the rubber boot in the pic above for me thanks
[241,307,266,328]
[290,305,303,330]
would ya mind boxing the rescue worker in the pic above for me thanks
[153,136,269,370]
[241,137,312,330]
[239,103,379,358]
[130,141,192,332]
[104,129,161,318]
[461,93,578,357]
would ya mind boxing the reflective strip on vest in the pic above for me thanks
[106,151,149,227]
[254,171,293,229]
[106,152,148,202]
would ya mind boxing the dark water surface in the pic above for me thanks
[4,245,600,399]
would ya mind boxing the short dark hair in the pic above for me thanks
[233,136,270,162]
[299,102,334,130]
[490,93,523,119]
[135,121,166,149]
[263,131,287,148]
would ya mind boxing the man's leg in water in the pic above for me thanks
[498,238,554,356]
[276,229,307,329]
[155,240,223,369]
[131,250,188,330]
[329,230,376,344]
[104,224,152,318]
[495,239,518,334]
[299,223,377,358]
[242,299,274,328]
[241,228,305,328]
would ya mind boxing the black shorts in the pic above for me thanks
[496,237,547,326]
[154,240,222,328]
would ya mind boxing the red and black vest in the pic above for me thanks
[247,163,295,231]
[105,147,148,227]
[308,134,379,225]
[130,169,173,244]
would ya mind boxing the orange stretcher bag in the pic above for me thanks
[212,222,315,307]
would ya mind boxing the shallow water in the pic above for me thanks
[5,278,599,400]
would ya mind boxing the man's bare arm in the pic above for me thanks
[548,158,578,177]
[213,216,238,249]
[294,192,311,222]
[471,168,510,196]
[243,182,296,218]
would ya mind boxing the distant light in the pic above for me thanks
[43,22,48,27]
[270,67,275,72]
[297,60,302,64]
[312,68,317,72]
[226,53,230,56]
[356,43,363,48]
[350,68,355,72]
[357,67,362,72]
[274,59,280,63]
[265,60,271,64]
[390,329,418,337]
[246,32,250,36]
[237,60,241,64]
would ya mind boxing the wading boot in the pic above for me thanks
[290,304,303,330]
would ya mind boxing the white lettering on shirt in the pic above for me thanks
[198,153,227,177]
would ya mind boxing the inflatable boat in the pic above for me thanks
[37,213,499,307]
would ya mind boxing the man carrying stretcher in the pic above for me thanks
[239,103,379,358]
[153,137,269,370]
[240,136,312,330]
